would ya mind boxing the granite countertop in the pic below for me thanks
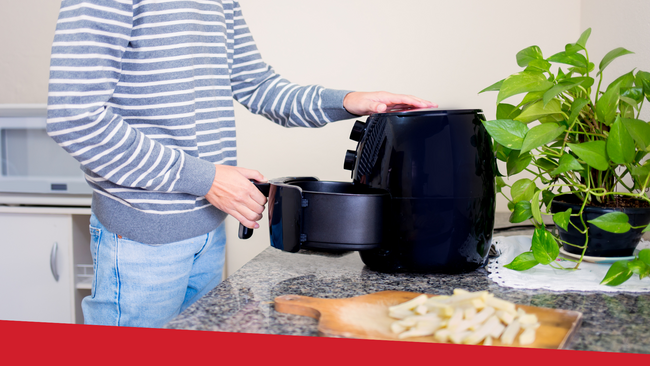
[166,214,650,354]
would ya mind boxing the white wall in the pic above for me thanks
[580,0,650,122]
[0,1,60,103]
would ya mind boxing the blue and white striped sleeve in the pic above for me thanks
[46,0,216,197]
[228,1,356,127]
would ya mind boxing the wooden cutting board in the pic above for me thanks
[274,291,582,349]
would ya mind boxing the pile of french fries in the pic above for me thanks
[388,289,540,345]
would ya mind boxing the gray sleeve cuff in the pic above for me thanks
[321,89,360,122]
[174,154,215,197]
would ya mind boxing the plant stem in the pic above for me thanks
[595,72,603,105]
[570,131,607,138]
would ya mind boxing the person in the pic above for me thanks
[47,0,436,328]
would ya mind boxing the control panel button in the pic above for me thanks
[349,120,366,142]
[343,150,357,171]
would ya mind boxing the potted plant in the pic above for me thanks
[479,28,650,286]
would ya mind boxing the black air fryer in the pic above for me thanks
[240,108,496,274]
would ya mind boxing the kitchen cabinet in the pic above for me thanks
[0,203,91,324]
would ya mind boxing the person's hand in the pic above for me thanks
[343,91,437,116]
[204,165,268,229]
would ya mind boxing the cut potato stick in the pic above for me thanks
[463,315,501,345]
[500,319,521,345]
[518,313,539,326]
[453,306,495,333]
[414,304,428,315]
[484,336,493,346]
[464,307,477,320]
[496,309,515,325]
[398,319,441,339]
[449,330,472,344]
[388,294,428,313]
[446,308,464,330]
[489,322,506,339]
[389,308,415,320]
[519,327,537,345]
[446,291,489,304]
[434,329,451,343]
[485,296,517,313]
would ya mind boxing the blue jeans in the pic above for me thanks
[82,213,225,328]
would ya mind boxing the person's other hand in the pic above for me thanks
[204,165,268,229]
[343,91,437,116]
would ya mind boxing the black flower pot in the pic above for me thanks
[550,195,650,257]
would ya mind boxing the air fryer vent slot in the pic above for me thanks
[356,118,386,178]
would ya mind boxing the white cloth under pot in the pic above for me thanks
[487,235,650,293]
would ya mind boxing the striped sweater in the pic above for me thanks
[47,0,355,244]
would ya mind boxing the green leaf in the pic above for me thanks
[483,119,529,150]
[551,153,584,176]
[517,91,545,108]
[568,63,595,75]
[621,87,644,104]
[630,165,650,190]
[598,47,634,75]
[510,201,533,223]
[495,143,512,162]
[495,176,507,193]
[548,51,588,68]
[517,46,544,67]
[567,98,590,126]
[525,59,552,73]
[609,71,636,90]
[531,191,542,224]
[640,263,650,280]
[635,70,650,102]
[595,82,620,125]
[506,150,532,176]
[531,228,559,265]
[568,141,609,171]
[621,118,650,151]
[565,43,583,56]
[600,260,633,286]
[536,157,558,173]
[627,259,649,276]
[511,178,536,203]
[504,251,539,271]
[496,103,521,120]
[520,122,565,154]
[635,151,649,164]
[497,72,554,104]
[542,190,555,208]
[564,76,595,89]
[619,96,638,118]
[514,99,563,124]
[607,116,635,164]
[576,28,591,49]
[543,82,581,107]
[479,79,504,94]
[640,249,650,264]
[588,212,631,233]
[553,208,572,231]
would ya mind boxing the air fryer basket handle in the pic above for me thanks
[238,181,271,239]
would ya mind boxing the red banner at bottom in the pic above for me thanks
[1,320,647,364]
